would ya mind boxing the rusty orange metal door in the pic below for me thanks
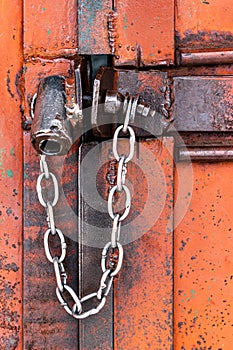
[1,1,233,349]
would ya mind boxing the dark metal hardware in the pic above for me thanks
[172,76,233,132]
[30,67,170,156]
[90,67,170,138]
[31,76,73,156]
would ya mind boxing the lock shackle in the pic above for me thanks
[31,75,73,156]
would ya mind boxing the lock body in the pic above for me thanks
[31,76,73,155]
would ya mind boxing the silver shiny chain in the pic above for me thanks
[36,124,135,319]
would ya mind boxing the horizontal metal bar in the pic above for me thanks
[177,147,233,162]
[172,76,233,132]
[178,50,233,66]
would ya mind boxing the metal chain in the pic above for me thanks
[36,124,135,319]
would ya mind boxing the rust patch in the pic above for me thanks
[15,67,25,121]
[174,162,233,348]
[6,69,15,99]
[212,80,233,130]
[176,30,233,51]
[106,159,117,189]
[0,250,21,350]
[114,139,174,349]
[23,133,79,348]
[78,0,112,55]
[173,76,233,132]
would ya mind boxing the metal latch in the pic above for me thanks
[31,67,170,156]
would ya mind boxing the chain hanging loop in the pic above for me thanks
[36,113,136,319]
[108,184,131,221]
[44,228,67,263]
[113,125,135,163]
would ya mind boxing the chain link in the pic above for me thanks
[36,122,135,319]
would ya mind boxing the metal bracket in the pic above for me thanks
[90,67,172,138]
[30,66,172,155]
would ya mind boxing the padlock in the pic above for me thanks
[31,76,73,156]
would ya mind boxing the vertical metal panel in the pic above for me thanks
[23,61,79,348]
[114,0,174,66]
[78,0,112,54]
[78,142,114,350]
[0,1,23,348]
[23,134,79,349]
[176,0,233,52]
[24,0,78,58]
[174,162,233,348]
[114,138,174,349]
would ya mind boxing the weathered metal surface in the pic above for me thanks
[166,64,233,78]
[114,0,174,66]
[178,50,233,66]
[115,70,172,136]
[174,162,233,348]
[90,69,171,138]
[23,59,73,129]
[78,0,112,54]
[23,133,79,349]
[24,0,78,58]
[78,142,114,350]
[78,138,174,349]
[175,133,233,162]
[175,0,233,53]
[23,60,80,347]
[31,76,73,155]
[178,147,233,162]
[0,1,23,348]
[114,138,174,349]
[172,76,233,132]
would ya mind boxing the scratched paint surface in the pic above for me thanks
[0,1,23,349]
[173,76,233,131]
[114,0,174,66]
[23,60,80,348]
[23,58,73,126]
[174,162,233,348]
[78,142,115,350]
[24,0,78,58]
[114,138,174,349]
[176,0,233,51]
[78,0,112,54]
[23,133,80,349]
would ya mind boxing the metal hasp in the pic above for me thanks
[31,68,171,148]
[91,68,172,137]
[31,76,73,156]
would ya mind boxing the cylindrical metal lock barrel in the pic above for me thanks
[31,76,73,155]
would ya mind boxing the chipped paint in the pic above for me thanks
[6,169,13,178]
[24,0,77,58]
[115,0,174,66]
[10,148,15,156]
[175,162,233,348]
[173,76,233,132]
[78,0,110,54]
[176,0,233,55]
[0,0,23,332]
[115,139,174,349]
